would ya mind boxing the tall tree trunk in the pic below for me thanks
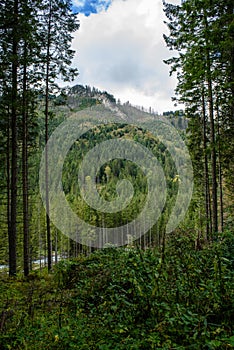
[204,12,218,236]
[45,0,52,271]
[9,0,19,276]
[202,88,211,240]
[227,1,234,125]
[7,105,11,251]
[22,43,29,277]
[207,71,218,236]
[216,106,224,232]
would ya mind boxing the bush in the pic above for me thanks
[0,234,233,349]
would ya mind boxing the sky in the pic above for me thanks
[71,0,181,114]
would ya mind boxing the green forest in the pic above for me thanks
[0,0,233,349]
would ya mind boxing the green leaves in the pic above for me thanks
[0,234,233,349]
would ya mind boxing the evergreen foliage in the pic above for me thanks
[0,1,233,346]
[163,0,234,239]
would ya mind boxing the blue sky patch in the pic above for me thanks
[72,0,112,16]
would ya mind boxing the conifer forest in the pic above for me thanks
[0,0,233,349]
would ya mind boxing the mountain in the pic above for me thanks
[53,84,187,130]
[39,83,192,248]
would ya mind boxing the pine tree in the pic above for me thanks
[9,0,19,276]
[163,0,234,236]
[0,0,79,274]
[38,0,79,270]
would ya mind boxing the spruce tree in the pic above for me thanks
[163,0,234,236]
[38,0,79,270]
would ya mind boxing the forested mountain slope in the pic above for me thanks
[0,84,186,268]
[0,82,233,272]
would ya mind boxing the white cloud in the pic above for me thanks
[71,0,181,113]
[73,0,85,6]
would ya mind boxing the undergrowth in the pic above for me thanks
[0,231,233,349]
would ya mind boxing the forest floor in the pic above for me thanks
[0,232,234,349]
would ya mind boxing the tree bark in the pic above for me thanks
[204,11,218,236]
[45,0,52,271]
[9,0,19,276]
[7,105,11,255]
[22,42,29,277]
[216,106,224,232]
[202,88,211,240]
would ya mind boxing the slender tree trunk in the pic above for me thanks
[38,200,42,270]
[45,0,52,271]
[7,105,11,260]
[227,2,234,125]
[207,74,218,235]
[204,12,218,236]
[202,89,211,240]
[22,43,29,277]
[9,0,19,276]
[218,143,224,233]
[45,73,52,271]
[55,229,58,264]
[216,106,224,232]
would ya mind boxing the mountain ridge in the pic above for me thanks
[56,84,187,130]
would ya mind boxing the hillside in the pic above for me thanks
[53,84,187,130]
[0,84,188,267]
[37,84,192,249]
